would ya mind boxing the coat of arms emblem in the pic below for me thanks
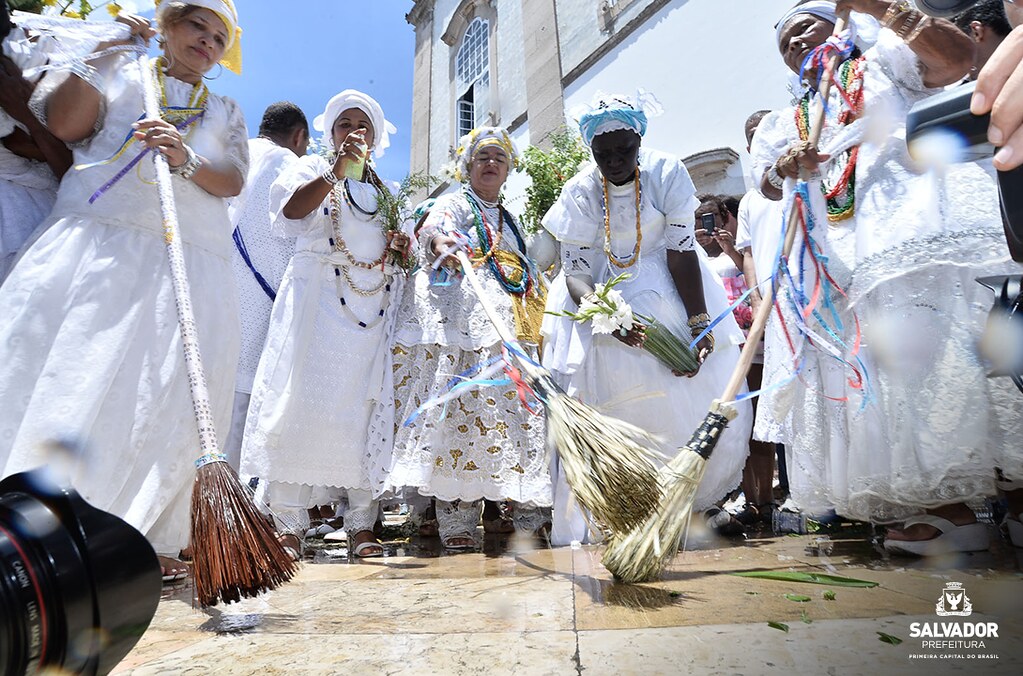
[935,582,972,617]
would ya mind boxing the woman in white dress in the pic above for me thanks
[240,90,408,558]
[0,2,247,580]
[540,94,751,546]
[757,0,1022,554]
[368,127,552,550]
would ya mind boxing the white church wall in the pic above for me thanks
[562,0,798,183]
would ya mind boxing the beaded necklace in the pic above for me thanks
[154,56,209,136]
[601,167,642,269]
[325,179,393,329]
[796,56,866,222]
[464,188,532,296]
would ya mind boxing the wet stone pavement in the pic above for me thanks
[116,519,1023,675]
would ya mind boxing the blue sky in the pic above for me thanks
[97,1,416,178]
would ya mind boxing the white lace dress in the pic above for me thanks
[367,190,553,507]
[0,26,59,282]
[239,155,404,493]
[0,54,247,556]
[752,29,1023,523]
[541,150,752,523]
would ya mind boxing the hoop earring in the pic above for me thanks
[203,63,224,81]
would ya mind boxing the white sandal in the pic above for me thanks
[883,515,990,557]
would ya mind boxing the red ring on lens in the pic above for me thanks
[0,523,48,666]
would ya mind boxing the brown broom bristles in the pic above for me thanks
[191,462,298,607]
[532,374,663,534]
[602,401,736,583]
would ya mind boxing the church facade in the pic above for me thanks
[406,0,801,207]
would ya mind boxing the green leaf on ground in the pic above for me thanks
[768,621,790,633]
[823,590,837,601]
[785,594,812,602]
[877,632,903,646]
[801,610,812,624]
[732,571,879,587]
[745,591,759,596]
[669,591,682,598]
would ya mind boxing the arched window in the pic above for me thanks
[455,17,490,138]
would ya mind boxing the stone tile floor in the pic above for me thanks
[115,522,1023,675]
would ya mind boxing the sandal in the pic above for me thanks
[278,533,304,562]
[158,555,189,583]
[482,517,515,534]
[351,530,384,558]
[442,533,477,550]
[1003,514,1023,548]
[704,507,745,537]
[884,515,990,557]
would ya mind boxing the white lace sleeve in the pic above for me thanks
[269,154,328,239]
[28,51,116,147]
[219,95,249,177]
[869,28,932,95]
[560,241,599,276]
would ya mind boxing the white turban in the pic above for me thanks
[774,1,879,53]
[313,89,396,158]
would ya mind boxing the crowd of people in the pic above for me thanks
[1,0,1022,582]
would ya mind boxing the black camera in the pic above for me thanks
[700,212,716,235]
[0,467,162,675]
[915,1,988,17]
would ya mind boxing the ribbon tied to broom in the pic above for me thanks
[602,9,871,583]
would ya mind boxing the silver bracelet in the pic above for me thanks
[766,164,785,190]
[170,144,201,180]
[321,168,341,186]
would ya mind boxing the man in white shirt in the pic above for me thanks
[734,109,788,525]
[224,102,308,469]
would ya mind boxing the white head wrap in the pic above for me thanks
[774,1,879,53]
[313,89,397,158]
[569,89,663,146]
[452,126,519,183]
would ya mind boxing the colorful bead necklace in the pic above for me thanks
[464,188,532,297]
[796,56,866,222]
[601,167,643,269]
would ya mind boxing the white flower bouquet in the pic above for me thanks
[550,273,699,374]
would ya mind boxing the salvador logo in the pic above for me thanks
[935,582,973,617]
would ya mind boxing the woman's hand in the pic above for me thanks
[387,230,411,257]
[714,228,737,256]
[332,129,368,178]
[431,234,461,271]
[132,118,189,167]
[613,323,646,348]
[833,0,885,17]
[775,141,830,179]
[95,13,155,52]
[973,24,1023,171]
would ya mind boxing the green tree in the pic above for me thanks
[519,128,590,234]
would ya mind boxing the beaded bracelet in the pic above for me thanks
[321,168,341,186]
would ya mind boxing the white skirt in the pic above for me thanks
[0,215,238,554]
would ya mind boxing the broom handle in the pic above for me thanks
[719,11,849,403]
[138,53,222,460]
[455,249,546,380]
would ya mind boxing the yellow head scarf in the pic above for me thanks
[155,0,242,75]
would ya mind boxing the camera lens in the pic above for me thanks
[0,470,162,675]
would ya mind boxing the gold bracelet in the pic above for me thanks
[687,312,711,327]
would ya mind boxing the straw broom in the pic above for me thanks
[454,250,662,533]
[138,53,296,606]
[602,11,850,583]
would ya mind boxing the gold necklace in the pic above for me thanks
[602,167,642,269]
[329,184,386,270]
